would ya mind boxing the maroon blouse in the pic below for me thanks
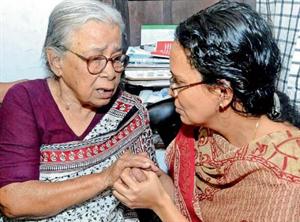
[0,79,107,187]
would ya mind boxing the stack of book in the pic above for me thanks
[125,41,172,87]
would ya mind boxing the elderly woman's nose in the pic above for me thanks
[169,88,176,98]
[100,62,116,80]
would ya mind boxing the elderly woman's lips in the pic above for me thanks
[96,89,114,99]
[175,107,182,114]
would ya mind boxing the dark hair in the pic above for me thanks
[175,0,299,127]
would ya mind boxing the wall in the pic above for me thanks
[0,0,61,82]
[0,0,255,82]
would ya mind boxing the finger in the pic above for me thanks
[131,168,147,182]
[113,178,123,187]
[120,168,138,189]
[113,178,130,194]
[137,152,149,157]
[115,177,129,188]
[113,190,132,207]
[143,170,159,180]
[123,156,156,169]
[149,164,160,172]
[129,169,139,183]
[121,150,132,157]
[154,168,165,177]
[145,167,164,176]
[130,155,159,171]
[142,162,159,172]
[115,157,149,172]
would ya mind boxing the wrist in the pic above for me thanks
[152,192,187,222]
[102,168,113,188]
[152,191,173,215]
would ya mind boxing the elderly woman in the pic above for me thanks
[112,1,300,222]
[0,0,157,221]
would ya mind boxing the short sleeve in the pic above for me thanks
[0,85,40,188]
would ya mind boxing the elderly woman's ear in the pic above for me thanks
[46,48,63,78]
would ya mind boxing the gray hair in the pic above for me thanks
[42,0,125,75]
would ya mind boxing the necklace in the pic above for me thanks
[252,118,261,140]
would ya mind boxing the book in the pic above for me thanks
[125,68,171,80]
[128,54,169,64]
[141,24,177,45]
[126,46,170,68]
[125,79,170,87]
[150,41,173,58]
[127,62,170,68]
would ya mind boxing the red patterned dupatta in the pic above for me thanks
[167,125,203,222]
[167,124,300,222]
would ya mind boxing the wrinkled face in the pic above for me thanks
[59,20,123,108]
[169,41,220,126]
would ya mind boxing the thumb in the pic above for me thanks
[143,170,157,180]
[137,152,148,157]
[122,150,132,157]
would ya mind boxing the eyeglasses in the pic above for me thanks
[60,46,129,74]
[169,76,204,96]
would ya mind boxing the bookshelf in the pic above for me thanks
[112,0,256,46]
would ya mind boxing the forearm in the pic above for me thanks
[153,192,188,222]
[159,172,175,201]
[0,170,110,219]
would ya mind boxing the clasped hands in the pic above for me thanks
[106,150,166,210]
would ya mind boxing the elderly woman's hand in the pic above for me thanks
[130,152,163,182]
[105,151,158,187]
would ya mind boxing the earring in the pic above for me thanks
[219,103,224,112]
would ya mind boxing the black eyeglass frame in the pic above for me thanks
[169,76,205,95]
[59,45,129,75]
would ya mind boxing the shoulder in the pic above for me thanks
[4,79,47,101]
[2,79,49,115]
[253,130,300,152]
[249,130,300,182]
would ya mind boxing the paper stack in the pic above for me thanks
[125,41,172,87]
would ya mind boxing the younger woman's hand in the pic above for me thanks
[112,168,168,210]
